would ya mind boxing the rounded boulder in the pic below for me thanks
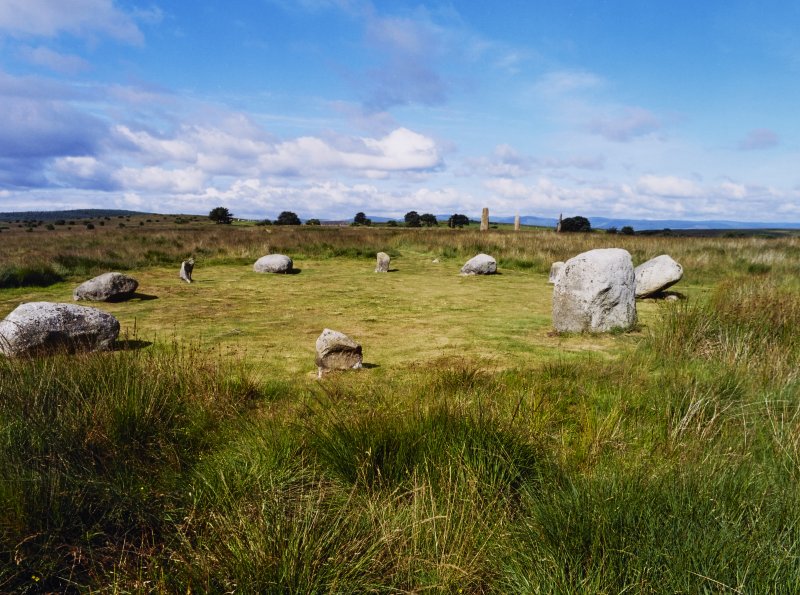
[253,254,293,274]
[460,253,497,275]
[73,272,138,302]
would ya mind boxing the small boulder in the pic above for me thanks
[552,248,636,333]
[73,272,138,302]
[461,253,497,275]
[635,255,683,298]
[315,328,362,377]
[180,258,194,283]
[254,254,293,274]
[548,261,564,284]
[0,302,120,357]
[375,252,390,273]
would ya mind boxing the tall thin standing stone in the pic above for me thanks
[514,214,520,231]
[480,207,489,231]
[556,213,563,233]
[180,258,194,283]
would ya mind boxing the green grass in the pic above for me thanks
[1,225,800,591]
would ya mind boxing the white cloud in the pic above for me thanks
[636,174,700,198]
[18,46,90,74]
[738,128,779,151]
[114,166,207,194]
[588,107,661,142]
[534,70,603,97]
[0,0,144,44]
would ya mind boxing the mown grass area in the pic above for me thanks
[1,223,800,592]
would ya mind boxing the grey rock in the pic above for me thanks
[73,272,138,302]
[375,252,390,273]
[0,302,120,357]
[635,254,683,298]
[548,261,564,284]
[461,253,497,275]
[180,258,194,283]
[315,328,363,377]
[552,248,636,333]
[254,254,293,273]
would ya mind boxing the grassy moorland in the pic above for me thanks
[1,218,799,593]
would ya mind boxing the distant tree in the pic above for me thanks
[620,225,635,236]
[275,211,301,225]
[209,206,233,224]
[404,211,421,227]
[447,214,470,228]
[386,220,398,227]
[46,223,55,230]
[606,226,618,235]
[420,213,438,227]
[353,212,371,226]
[256,219,272,226]
[306,218,321,226]
[85,223,95,230]
[560,216,592,233]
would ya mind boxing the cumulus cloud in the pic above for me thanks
[465,145,605,178]
[636,174,701,198]
[0,0,145,44]
[738,128,779,150]
[17,46,90,74]
[588,107,661,142]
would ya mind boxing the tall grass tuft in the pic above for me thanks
[0,344,259,591]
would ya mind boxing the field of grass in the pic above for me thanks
[1,220,799,592]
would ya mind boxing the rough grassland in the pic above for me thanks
[1,222,799,593]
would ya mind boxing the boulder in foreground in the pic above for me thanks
[253,254,293,273]
[0,302,120,357]
[315,328,362,377]
[552,248,636,333]
[461,253,497,275]
[635,254,683,298]
[73,272,138,302]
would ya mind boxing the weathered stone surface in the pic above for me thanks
[0,302,120,357]
[253,254,293,273]
[548,261,564,284]
[552,248,636,333]
[73,272,138,302]
[460,253,497,275]
[634,254,683,298]
[375,252,390,273]
[315,328,362,376]
[180,258,194,283]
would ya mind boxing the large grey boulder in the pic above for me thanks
[0,302,120,357]
[180,258,194,283]
[73,272,138,302]
[375,252,390,273]
[548,261,564,284]
[253,254,293,273]
[461,253,497,275]
[635,255,683,298]
[552,248,636,333]
[315,328,362,377]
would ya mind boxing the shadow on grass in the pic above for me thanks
[362,362,380,369]
[114,339,153,351]
[106,292,158,302]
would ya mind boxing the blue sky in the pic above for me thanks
[1,0,799,222]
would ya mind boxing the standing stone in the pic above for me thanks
[253,254,293,273]
[548,261,565,284]
[315,328,363,377]
[461,253,497,275]
[375,252,390,273]
[73,272,138,302]
[634,254,683,298]
[180,258,194,283]
[556,213,562,233]
[552,248,636,333]
[480,207,489,231]
[514,214,520,231]
[0,302,120,357]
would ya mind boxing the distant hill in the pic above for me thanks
[0,209,153,221]
[490,215,800,231]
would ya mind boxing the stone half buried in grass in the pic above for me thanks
[0,301,120,357]
[552,248,636,333]
[315,328,363,378]
[375,252,390,273]
[253,254,293,273]
[634,254,683,298]
[460,253,497,275]
[73,271,138,302]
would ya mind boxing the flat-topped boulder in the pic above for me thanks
[552,248,636,333]
[375,252,390,273]
[315,328,362,377]
[461,253,497,275]
[0,302,120,357]
[253,254,293,274]
[548,261,564,284]
[635,254,683,298]
[73,272,138,302]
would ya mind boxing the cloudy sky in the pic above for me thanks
[1,0,799,221]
